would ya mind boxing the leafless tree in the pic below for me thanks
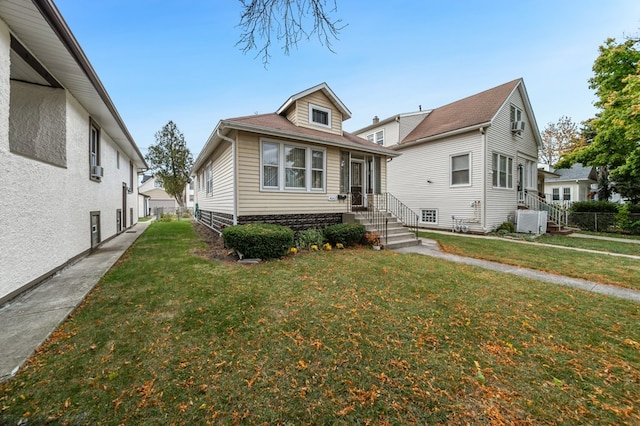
[237,0,345,66]
[540,116,586,167]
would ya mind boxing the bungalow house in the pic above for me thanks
[0,0,147,304]
[355,78,542,233]
[192,83,399,233]
[543,163,597,207]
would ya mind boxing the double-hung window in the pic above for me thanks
[492,153,513,188]
[205,162,213,195]
[89,119,101,181]
[451,153,470,186]
[309,103,331,128]
[311,150,324,190]
[262,140,325,192]
[366,131,384,145]
[510,105,522,123]
[262,142,280,189]
[285,146,306,189]
[563,187,571,201]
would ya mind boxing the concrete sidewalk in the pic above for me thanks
[0,221,150,382]
[394,238,640,303]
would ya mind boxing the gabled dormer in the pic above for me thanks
[276,83,351,136]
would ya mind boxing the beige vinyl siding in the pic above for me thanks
[295,91,343,135]
[484,88,539,230]
[236,131,347,216]
[388,131,483,231]
[195,142,234,215]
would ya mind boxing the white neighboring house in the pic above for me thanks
[355,78,542,233]
[138,175,195,216]
[0,0,147,304]
[358,111,430,147]
[138,175,178,216]
[543,163,597,207]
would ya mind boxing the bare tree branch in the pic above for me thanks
[237,0,345,67]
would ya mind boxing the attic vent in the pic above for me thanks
[511,121,525,134]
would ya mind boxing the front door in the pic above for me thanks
[350,160,364,209]
[90,212,100,249]
[122,183,128,229]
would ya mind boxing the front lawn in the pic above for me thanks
[1,221,638,424]
[420,231,640,290]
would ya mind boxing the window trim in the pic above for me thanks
[492,152,514,189]
[260,139,326,193]
[420,208,438,224]
[450,152,471,187]
[308,103,331,128]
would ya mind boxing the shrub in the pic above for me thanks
[295,228,325,250]
[616,203,640,234]
[323,223,366,247]
[570,201,619,213]
[222,223,294,260]
[495,221,515,234]
[159,213,176,222]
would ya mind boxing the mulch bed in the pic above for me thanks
[191,221,239,262]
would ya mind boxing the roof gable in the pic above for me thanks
[402,79,522,144]
[276,82,352,120]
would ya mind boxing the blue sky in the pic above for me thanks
[54,1,640,157]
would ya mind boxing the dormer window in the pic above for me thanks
[309,103,331,128]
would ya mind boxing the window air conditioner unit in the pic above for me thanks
[511,121,525,133]
[91,165,104,178]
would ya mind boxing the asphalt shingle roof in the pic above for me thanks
[402,79,522,144]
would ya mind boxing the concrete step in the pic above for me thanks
[382,237,422,250]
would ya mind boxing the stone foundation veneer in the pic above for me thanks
[238,213,343,232]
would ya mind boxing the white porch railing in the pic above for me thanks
[521,192,569,227]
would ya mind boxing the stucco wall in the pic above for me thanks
[0,17,139,302]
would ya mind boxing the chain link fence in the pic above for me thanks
[568,212,640,233]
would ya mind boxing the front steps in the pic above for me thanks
[547,220,574,235]
[351,212,421,250]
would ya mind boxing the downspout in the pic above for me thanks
[479,127,488,231]
[217,129,238,225]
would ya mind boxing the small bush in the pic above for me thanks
[159,213,176,222]
[222,223,294,260]
[295,228,325,250]
[496,221,515,233]
[323,223,366,247]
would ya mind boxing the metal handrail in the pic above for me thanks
[353,193,419,242]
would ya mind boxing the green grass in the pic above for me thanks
[536,234,640,256]
[576,230,640,240]
[1,221,639,425]
[420,231,640,290]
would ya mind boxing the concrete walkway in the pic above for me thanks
[394,237,640,303]
[0,221,150,382]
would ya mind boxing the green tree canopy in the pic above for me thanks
[557,35,640,202]
[145,121,193,208]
